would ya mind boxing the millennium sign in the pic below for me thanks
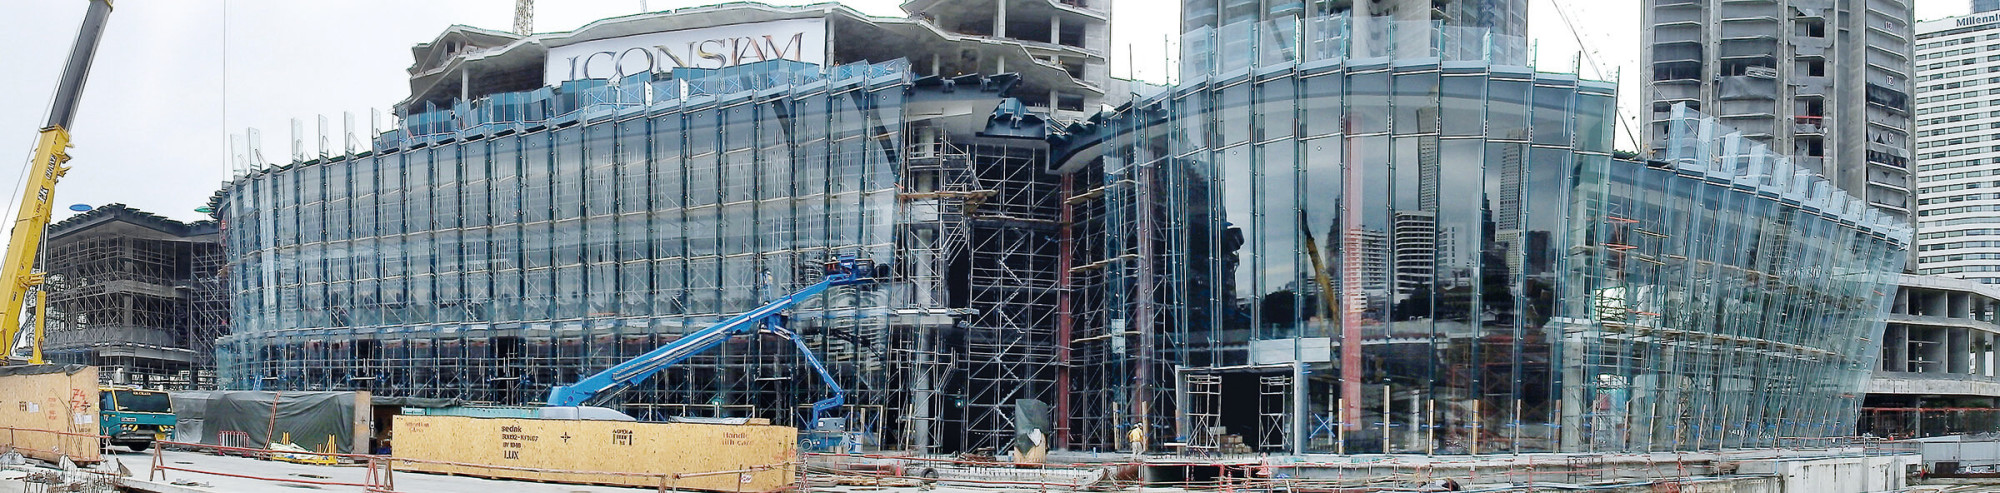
[543,18,827,87]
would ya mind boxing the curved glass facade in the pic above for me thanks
[217,66,926,420]
[1076,53,1910,453]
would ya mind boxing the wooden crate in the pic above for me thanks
[0,365,99,464]
[392,415,796,492]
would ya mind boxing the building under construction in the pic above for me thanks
[44,204,227,389]
[216,0,1914,455]
[217,0,1121,453]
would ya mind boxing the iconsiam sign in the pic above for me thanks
[544,18,827,86]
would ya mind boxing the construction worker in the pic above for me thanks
[1126,422,1146,457]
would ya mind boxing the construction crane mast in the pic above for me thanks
[514,0,534,35]
[2,0,115,364]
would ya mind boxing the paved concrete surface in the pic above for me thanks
[106,448,655,492]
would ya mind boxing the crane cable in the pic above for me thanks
[1545,0,1646,153]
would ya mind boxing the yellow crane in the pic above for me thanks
[2,0,115,365]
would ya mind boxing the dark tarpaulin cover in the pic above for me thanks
[0,364,89,377]
[1011,399,1051,454]
[168,391,214,444]
[173,391,354,454]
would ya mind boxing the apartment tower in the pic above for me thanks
[1642,0,1917,224]
[1914,15,2000,281]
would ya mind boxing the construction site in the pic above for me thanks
[0,0,1985,492]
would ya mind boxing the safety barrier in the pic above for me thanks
[0,426,107,468]
[801,446,1923,493]
[385,454,797,493]
[146,440,389,491]
[144,438,798,493]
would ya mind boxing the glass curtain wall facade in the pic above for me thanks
[217,63,931,435]
[1072,12,1910,454]
[1567,104,1909,451]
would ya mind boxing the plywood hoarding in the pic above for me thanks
[392,415,795,492]
[0,365,99,464]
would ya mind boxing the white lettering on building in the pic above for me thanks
[544,18,827,87]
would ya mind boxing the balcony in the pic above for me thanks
[1794,115,1826,135]
[1651,43,1703,64]
[1654,8,1704,25]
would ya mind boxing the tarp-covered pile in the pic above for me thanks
[169,391,355,454]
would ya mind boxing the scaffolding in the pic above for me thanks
[43,205,225,389]
[957,143,1063,452]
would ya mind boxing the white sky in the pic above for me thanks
[0,0,1973,222]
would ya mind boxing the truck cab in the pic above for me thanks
[99,387,173,452]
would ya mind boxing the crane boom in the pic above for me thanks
[3,0,115,364]
[545,257,877,425]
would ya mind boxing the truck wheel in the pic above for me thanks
[127,442,149,452]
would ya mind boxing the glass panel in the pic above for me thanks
[1302,74,1343,137]
[1488,79,1530,141]
[1348,71,1390,134]
[1441,76,1486,137]
[1531,85,1572,146]
[1393,70,1439,135]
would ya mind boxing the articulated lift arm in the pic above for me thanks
[545,257,877,424]
[3,0,114,364]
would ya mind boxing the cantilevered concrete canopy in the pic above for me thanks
[401,2,1103,115]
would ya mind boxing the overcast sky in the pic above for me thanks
[0,0,1971,223]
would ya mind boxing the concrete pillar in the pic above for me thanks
[1951,327,1972,374]
[1051,15,1062,46]
[1883,324,1908,372]
[1291,362,1306,455]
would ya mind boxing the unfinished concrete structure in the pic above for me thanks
[1641,0,1917,224]
[1863,274,2000,438]
[44,204,227,389]
[400,1,1115,121]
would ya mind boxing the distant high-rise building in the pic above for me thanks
[1641,0,1916,224]
[1914,14,2000,282]
[1977,0,2000,14]
[1181,0,1529,64]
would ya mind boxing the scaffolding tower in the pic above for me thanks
[44,205,225,389]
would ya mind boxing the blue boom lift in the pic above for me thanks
[544,256,878,431]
